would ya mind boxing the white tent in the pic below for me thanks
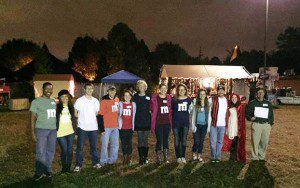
[160,65,252,79]
[33,74,75,98]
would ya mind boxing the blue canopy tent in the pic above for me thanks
[99,70,142,99]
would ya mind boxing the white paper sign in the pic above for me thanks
[254,107,269,119]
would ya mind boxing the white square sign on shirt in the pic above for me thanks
[123,109,131,116]
[254,107,269,119]
[160,106,169,114]
[178,103,187,111]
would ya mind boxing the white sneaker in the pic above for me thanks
[177,158,182,163]
[181,158,187,164]
[93,163,102,169]
[193,153,198,161]
[198,154,203,162]
[74,166,81,172]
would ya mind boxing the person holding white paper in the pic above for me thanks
[246,87,274,161]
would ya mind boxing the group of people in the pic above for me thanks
[30,80,274,181]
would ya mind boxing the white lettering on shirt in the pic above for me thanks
[47,109,56,119]
[178,103,187,111]
[123,109,131,116]
[160,106,169,114]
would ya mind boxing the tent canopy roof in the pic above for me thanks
[101,70,142,84]
[161,65,252,79]
[33,74,74,81]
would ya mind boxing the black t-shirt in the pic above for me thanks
[133,93,151,131]
[172,97,192,128]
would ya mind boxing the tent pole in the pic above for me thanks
[99,83,102,100]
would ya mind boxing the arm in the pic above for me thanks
[269,102,274,125]
[245,102,254,121]
[31,112,37,141]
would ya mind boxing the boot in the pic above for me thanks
[61,163,67,173]
[138,147,143,165]
[127,155,132,166]
[123,155,127,165]
[144,147,149,164]
[65,163,71,173]
[156,150,162,165]
[163,149,169,163]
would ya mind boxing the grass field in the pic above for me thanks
[0,105,299,187]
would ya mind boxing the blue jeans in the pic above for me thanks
[75,128,99,167]
[173,126,189,158]
[192,124,208,154]
[57,134,74,166]
[35,128,57,175]
[100,128,119,165]
[210,126,225,160]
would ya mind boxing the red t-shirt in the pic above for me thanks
[122,103,133,130]
[156,96,169,125]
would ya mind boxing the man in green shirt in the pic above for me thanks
[246,87,274,161]
[29,82,57,181]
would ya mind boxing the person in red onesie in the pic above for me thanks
[222,93,247,163]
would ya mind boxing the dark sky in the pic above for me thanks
[1,0,299,60]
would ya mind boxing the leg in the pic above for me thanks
[258,124,272,160]
[120,130,126,155]
[66,134,74,171]
[198,124,208,154]
[75,128,86,167]
[45,129,57,173]
[230,136,238,161]
[100,128,111,165]
[109,128,119,164]
[128,130,133,155]
[173,128,180,158]
[88,130,99,166]
[155,125,163,152]
[251,123,263,160]
[57,137,68,171]
[192,125,201,153]
[216,126,225,160]
[210,126,218,160]
[162,125,170,162]
[35,129,48,176]
[181,126,189,158]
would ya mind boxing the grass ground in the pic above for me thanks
[0,105,299,187]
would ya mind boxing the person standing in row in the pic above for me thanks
[222,93,247,163]
[191,89,209,162]
[74,83,101,172]
[118,90,136,165]
[30,82,57,181]
[171,84,192,164]
[133,80,151,165]
[150,84,172,164]
[56,90,77,173]
[246,87,274,161]
[208,85,229,162]
[99,85,120,166]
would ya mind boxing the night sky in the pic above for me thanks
[1,0,299,60]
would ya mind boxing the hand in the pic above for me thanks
[251,116,256,121]
[101,132,105,136]
[32,134,36,142]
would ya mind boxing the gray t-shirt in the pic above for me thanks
[29,97,57,130]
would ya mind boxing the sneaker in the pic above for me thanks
[74,166,81,172]
[198,154,203,162]
[45,172,53,178]
[211,159,216,163]
[215,159,221,163]
[33,174,45,181]
[192,153,198,161]
[181,158,187,164]
[145,159,149,164]
[177,158,182,163]
[93,163,102,169]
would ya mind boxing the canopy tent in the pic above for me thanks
[101,70,142,83]
[160,65,252,79]
[99,70,142,99]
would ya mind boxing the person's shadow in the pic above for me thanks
[243,160,275,188]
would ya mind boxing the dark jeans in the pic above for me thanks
[75,128,99,167]
[35,129,57,175]
[137,131,150,147]
[155,124,170,152]
[230,136,238,160]
[173,126,189,158]
[57,133,74,166]
[119,129,133,155]
[192,124,208,154]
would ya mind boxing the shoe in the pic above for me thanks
[45,172,53,178]
[181,158,187,164]
[93,163,102,169]
[138,147,143,165]
[33,174,45,181]
[144,147,149,164]
[211,159,216,163]
[198,154,203,162]
[156,151,162,165]
[215,159,220,163]
[163,149,169,163]
[177,158,182,163]
[193,153,198,161]
[74,166,81,172]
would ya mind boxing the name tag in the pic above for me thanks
[112,105,118,112]
[146,96,150,100]
[126,105,132,109]
[163,100,167,103]
[160,106,169,114]
[51,102,56,105]
[263,104,268,107]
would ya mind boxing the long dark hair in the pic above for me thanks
[56,94,75,127]
[121,90,133,102]
[195,89,209,112]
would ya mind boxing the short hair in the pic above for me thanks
[84,83,94,89]
[42,82,53,90]
[136,80,148,91]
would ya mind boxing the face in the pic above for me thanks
[199,91,206,100]
[138,84,147,93]
[159,85,168,95]
[231,95,238,104]
[257,90,265,100]
[43,85,53,98]
[108,89,116,98]
[124,92,132,102]
[84,85,94,96]
[178,86,187,97]
[217,89,225,97]
[60,94,69,104]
